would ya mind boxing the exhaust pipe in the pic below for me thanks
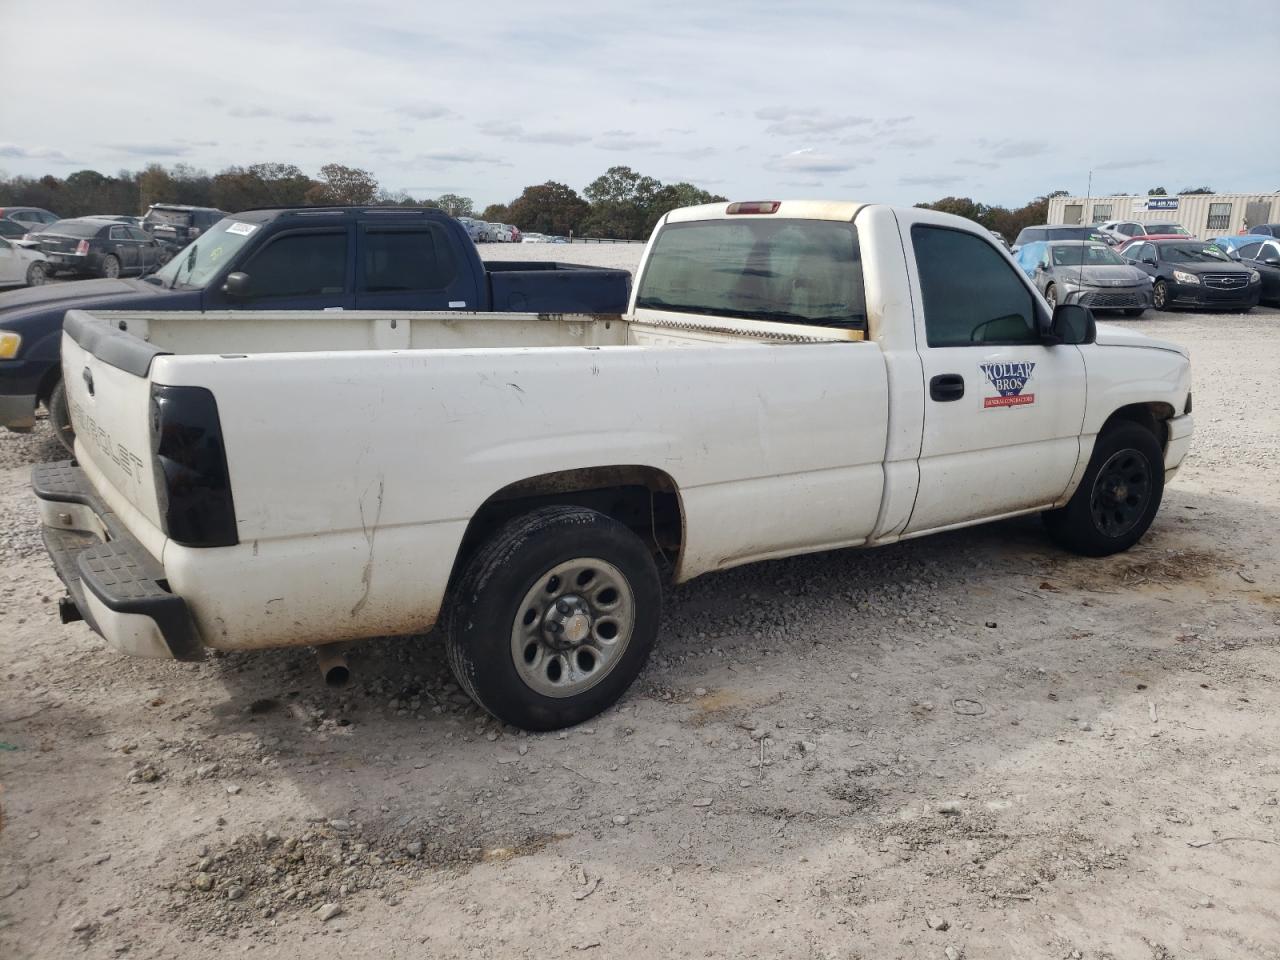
[315,644,351,688]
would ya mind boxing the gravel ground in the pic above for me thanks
[1,267,1278,958]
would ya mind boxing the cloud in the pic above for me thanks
[477,120,590,145]
[976,137,1049,159]
[1094,157,1160,171]
[414,149,511,166]
[878,116,914,128]
[226,105,332,124]
[595,130,662,151]
[659,146,719,160]
[899,175,963,187]
[889,135,935,149]
[956,158,999,169]
[104,143,192,157]
[765,148,867,175]
[397,103,457,121]
[0,144,78,163]
[754,107,873,137]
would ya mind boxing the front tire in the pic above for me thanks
[1044,284,1058,308]
[25,262,47,286]
[48,380,75,453]
[1152,279,1171,311]
[444,505,662,731]
[1043,422,1164,557]
[100,255,120,279]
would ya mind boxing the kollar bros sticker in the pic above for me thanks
[980,361,1035,408]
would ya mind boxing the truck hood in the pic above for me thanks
[1093,322,1188,358]
[0,277,165,313]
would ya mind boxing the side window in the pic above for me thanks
[127,226,151,242]
[1263,242,1280,261]
[109,226,128,240]
[911,225,1039,348]
[1237,241,1263,259]
[360,226,458,292]
[240,231,347,299]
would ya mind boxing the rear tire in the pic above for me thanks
[1043,422,1164,557]
[444,505,661,731]
[100,255,120,279]
[25,262,47,286]
[1152,279,1171,311]
[48,380,75,453]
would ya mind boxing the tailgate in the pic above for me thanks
[61,310,168,536]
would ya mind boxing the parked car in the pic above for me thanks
[0,206,632,445]
[989,229,1010,250]
[141,204,226,259]
[456,217,485,243]
[479,222,502,243]
[0,236,48,288]
[1121,238,1261,311]
[509,225,523,243]
[1014,240,1152,316]
[1099,220,1193,246]
[34,199,1193,730]
[1225,237,1280,306]
[1239,223,1280,238]
[1011,224,1108,252]
[521,233,549,243]
[26,217,164,280]
[0,206,60,234]
[1208,234,1273,256]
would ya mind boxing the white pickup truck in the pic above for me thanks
[34,200,1194,730]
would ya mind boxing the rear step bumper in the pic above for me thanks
[33,461,203,660]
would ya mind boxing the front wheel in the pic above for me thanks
[1044,284,1058,308]
[1152,279,1171,311]
[444,505,662,731]
[1043,422,1164,557]
[48,380,75,453]
[25,262,47,286]
[100,255,121,279]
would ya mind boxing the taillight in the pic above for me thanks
[727,201,781,215]
[76,240,89,255]
[150,384,238,547]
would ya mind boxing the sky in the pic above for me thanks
[3,0,1278,209]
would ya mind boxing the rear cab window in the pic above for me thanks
[636,218,867,330]
[359,225,458,292]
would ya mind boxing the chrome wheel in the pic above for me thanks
[1045,284,1057,308]
[26,262,46,286]
[1153,280,1168,310]
[102,256,120,279]
[510,557,635,698]
[1089,448,1152,538]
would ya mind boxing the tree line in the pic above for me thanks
[0,161,724,241]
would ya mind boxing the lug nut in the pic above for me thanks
[556,599,573,615]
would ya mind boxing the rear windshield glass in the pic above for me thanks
[46,220,104,238]
[145,208,191,227]
[1048,227,1106,242]
[1147,223,1188,234]
[1161,244,1230,264]
[1050,244,1124,266]
[636,219,866,329]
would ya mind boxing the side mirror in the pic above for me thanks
[222,272,251,297]
[1264,256,1280,267]
[1142,257,1157,266]
[1046,303,1095,346]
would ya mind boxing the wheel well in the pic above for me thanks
[449,466,685,590]
[36,363,61,406]
[1101,402,1173,450]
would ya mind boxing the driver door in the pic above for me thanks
[904,220,1086,534]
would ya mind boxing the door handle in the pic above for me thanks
[929,373,965,402]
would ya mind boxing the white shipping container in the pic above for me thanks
[1047,193,1280,239]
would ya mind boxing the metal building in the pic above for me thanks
[1047,192,1280,239]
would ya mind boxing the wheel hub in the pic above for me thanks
[543,596,592,649]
